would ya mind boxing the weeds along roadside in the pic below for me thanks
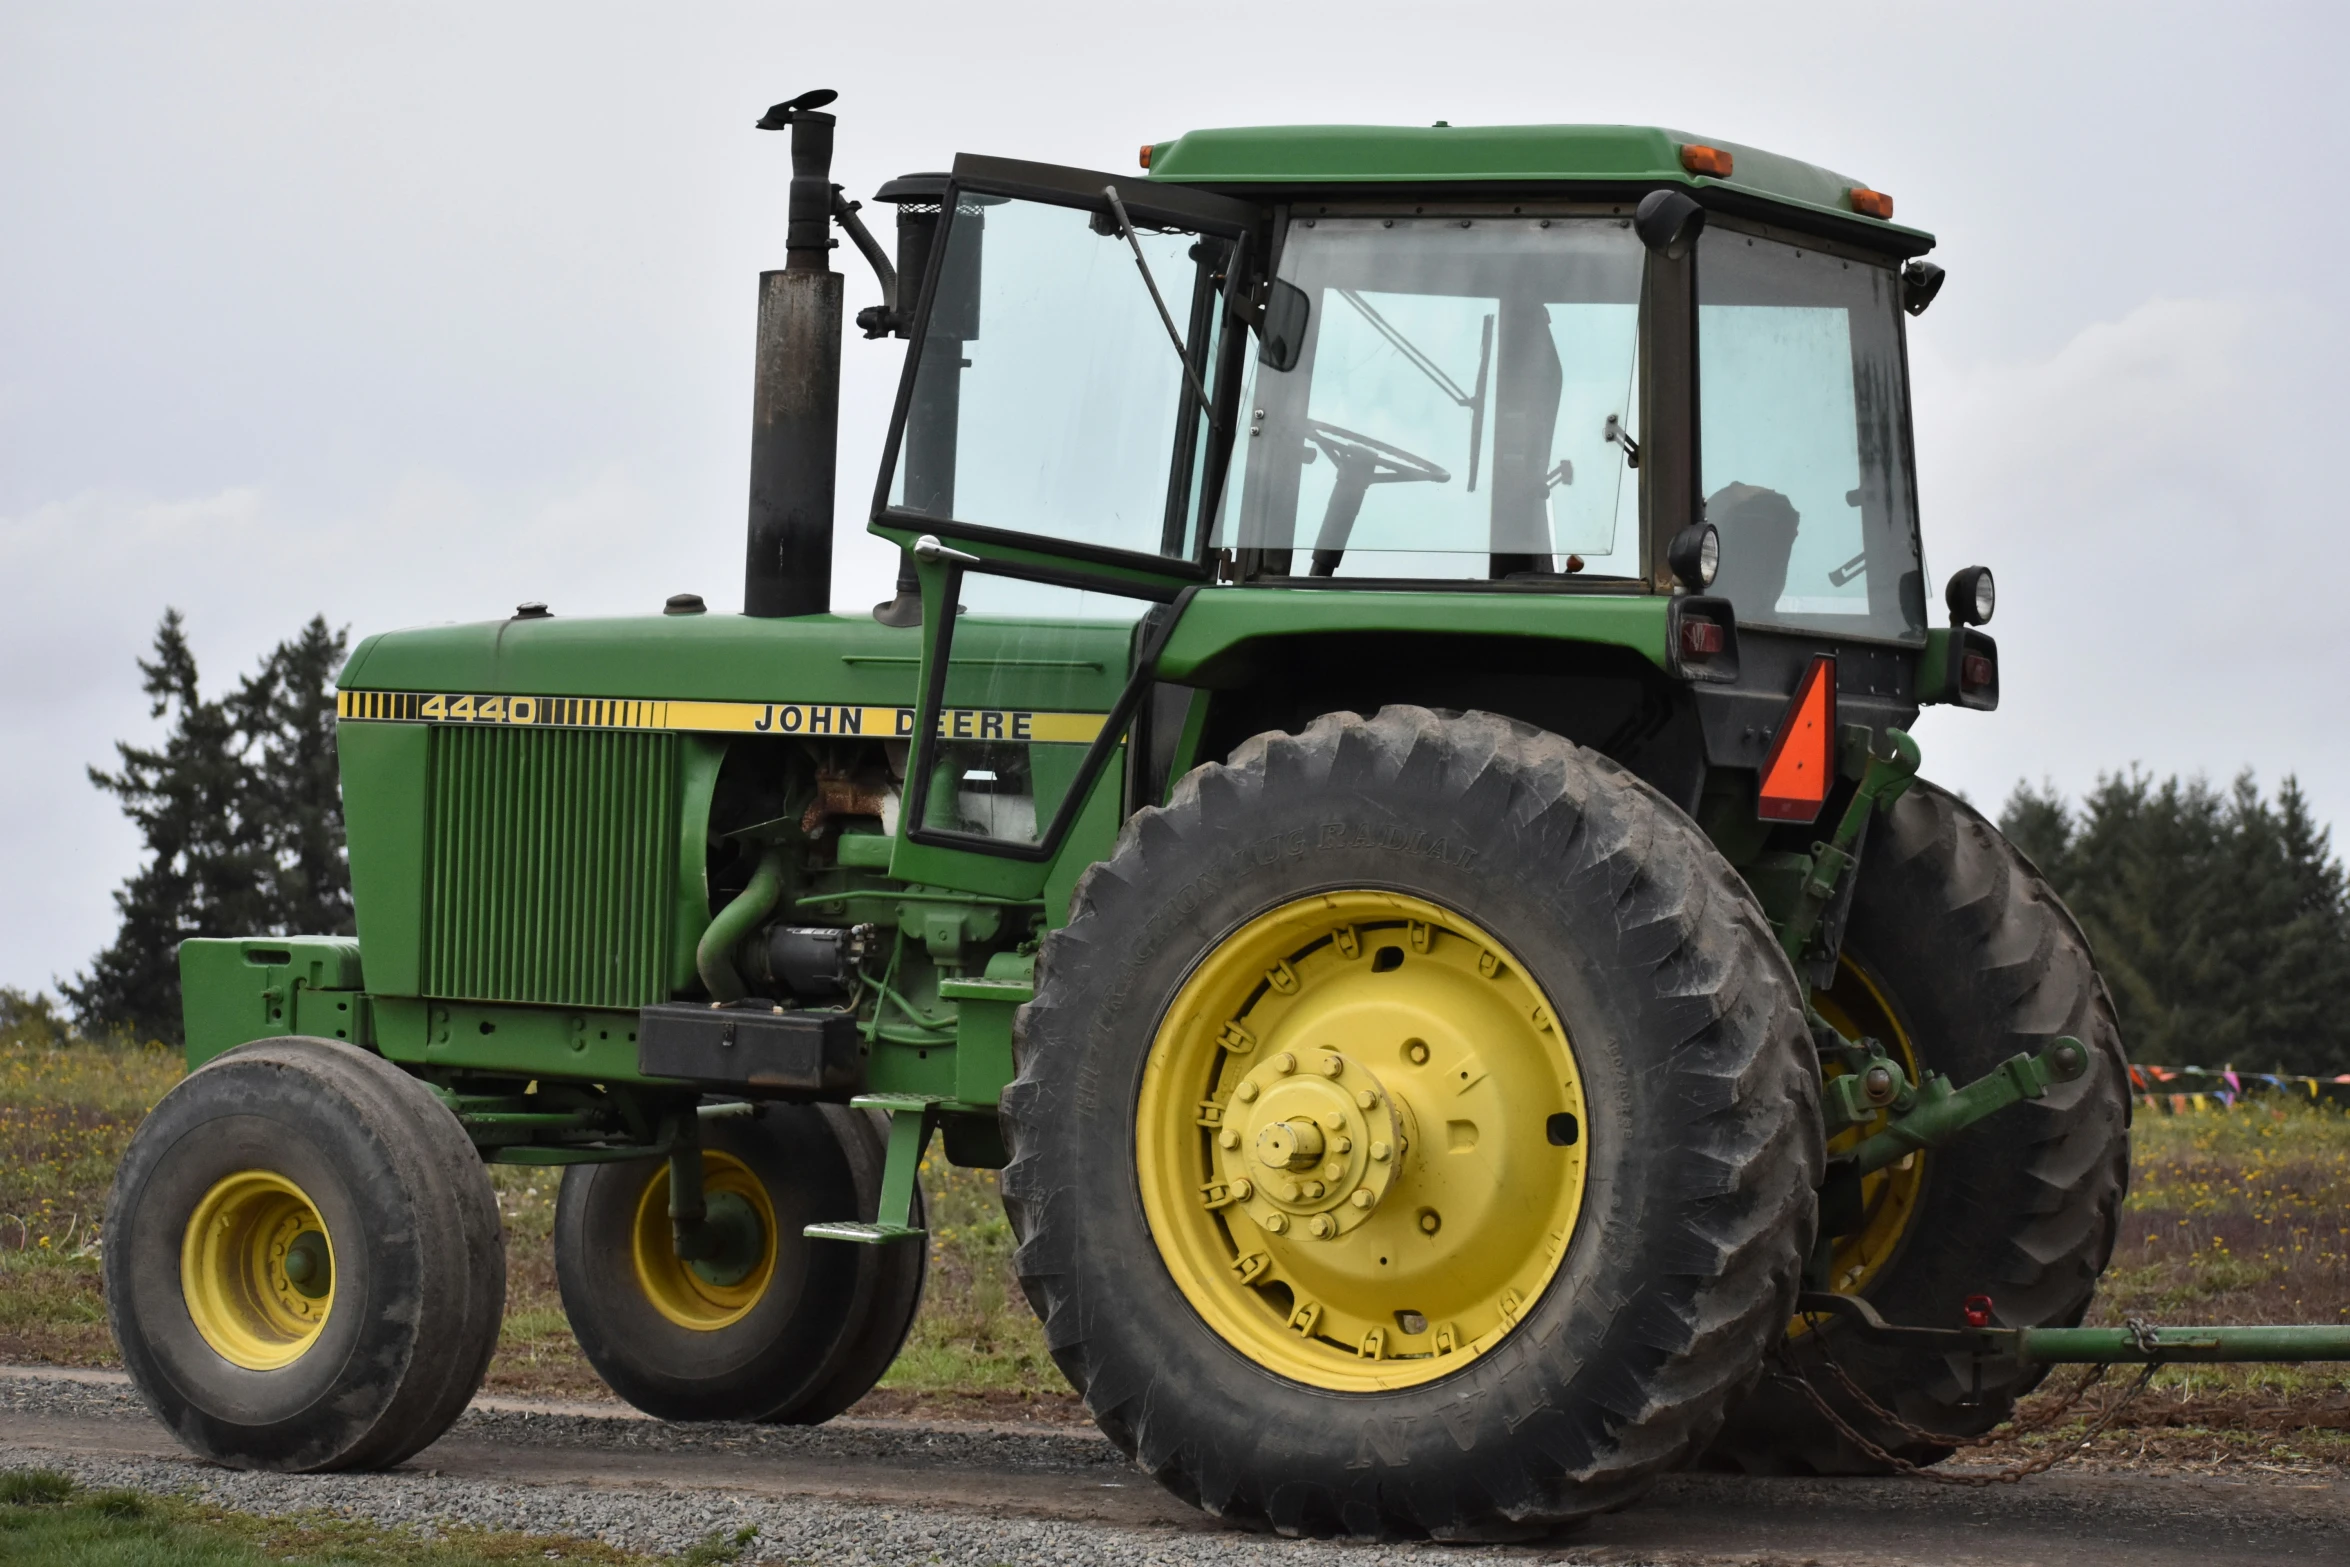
[0,1027,2340,1456]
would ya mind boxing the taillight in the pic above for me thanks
[1961,652,1994,690]
[1679,619,1725,658]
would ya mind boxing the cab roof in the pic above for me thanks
[1145,123,1934,253]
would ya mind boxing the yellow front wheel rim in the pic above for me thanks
[631,1152,779,1331]
[181,1171,336,1371]
[1137,891,1589,1392]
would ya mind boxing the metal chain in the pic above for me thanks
[1772,1321,2162,1487]
[1795,1313,2113,1450]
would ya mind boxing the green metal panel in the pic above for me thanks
[338,720,431,996]
[1143,123,1934,252]
[178,936,365,1069]
[423,726,679,1009]
[1151,588,1674,685]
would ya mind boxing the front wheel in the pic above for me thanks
[105,1039,506,1471]
[1002,707,1822,1539]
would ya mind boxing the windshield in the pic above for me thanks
[1698,229,1926,640]
[1215,216,1646,581]
[883,194,1227,562]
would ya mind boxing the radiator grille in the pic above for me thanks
[423,725,679,1008]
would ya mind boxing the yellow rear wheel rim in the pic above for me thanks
[1137,891,1589,1391]
[181,1171,336,1371]
[1808,954,1927,1307]
[630,1152,778,1331]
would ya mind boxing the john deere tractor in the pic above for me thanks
[108,92,2341,1539]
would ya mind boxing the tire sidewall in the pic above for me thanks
[105,1051,435,1469]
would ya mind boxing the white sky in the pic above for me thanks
[4,1,2343,993]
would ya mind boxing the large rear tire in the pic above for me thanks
[105,1038,505,1471]
[1703,779,2131,1474]
[553,1103,867,1421]
[1001,707,1821,1539]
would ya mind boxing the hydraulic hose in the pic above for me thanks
[696,844,788,1003]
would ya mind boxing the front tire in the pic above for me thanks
[105,1039,506,1471]
[553,1103,867,1421]
[1002,707,1821,1539]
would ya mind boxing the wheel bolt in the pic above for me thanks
[1330,1135,1352,1155]
[1322,1160,1344,1180]
[1271,1053,1296,1075]
[1309,1214,1336,1238]
[1264,1212,1289,1234]
[1351,1190,1374,1209]
[1235,1082,1259,1102]
[1370,1141,1392,1162]
[1231,1178,1253,1200]
[1302,1180,1325,1199]
[1356,1089,1378,1109]
[1219,1129,1240,1150]
[1320,1054,1344,1078]
[1406,1041,1430,1065]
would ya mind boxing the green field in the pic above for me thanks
[0,1031,2341,1454]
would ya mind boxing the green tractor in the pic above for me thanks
[108,92,2323,1538]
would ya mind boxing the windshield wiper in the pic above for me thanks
[1101,185,1219,431]
[1334,290,1492,492]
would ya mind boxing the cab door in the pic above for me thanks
[869,154,1262,900]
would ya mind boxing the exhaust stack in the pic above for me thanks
[743,89,843,619]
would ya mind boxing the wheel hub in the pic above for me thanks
[1221,1051,1404,1239]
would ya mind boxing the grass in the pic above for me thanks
[0,1466,685,1563]
[0,1026,2338,1457]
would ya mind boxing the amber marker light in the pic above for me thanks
[1139,144,1154,170]
[1849,186,1894,219]
[1679,144,1734,178]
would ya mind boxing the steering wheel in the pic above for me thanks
[1300,420,1451,575]
[1302,419,1451,487]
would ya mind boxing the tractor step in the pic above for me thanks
[805,1092,942,1246]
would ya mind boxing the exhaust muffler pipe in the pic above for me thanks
[743,89,843,619]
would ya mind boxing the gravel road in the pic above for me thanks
[2,1369,2346,1565]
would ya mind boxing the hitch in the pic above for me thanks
[1847,1036,2090,1178]
[1797,1291,2350,1364]
[1778,727,1921,969]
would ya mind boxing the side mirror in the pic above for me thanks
[1902,261,1946,317]
[1634,189,1706,261]
[1944,564,1995,626]
[1259,280,1310,371]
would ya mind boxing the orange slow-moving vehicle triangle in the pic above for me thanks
[1758,655,1836,823]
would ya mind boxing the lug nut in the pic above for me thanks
[1302,1180,1325,1199]
[1320,1054,1344,1077]
[1356,1089,1378,1109]
[1281,1180,1301,1201]
[1235,1081,1259,1102]
[1370,1141,1392,1162]
[1271,1053,1296,1075]
[1231,1178,1253,1200]
[1330,1135,1352,1155]
[1406,1041,1430,1065]
[1219,1129,1240,1150]
[1351,1189,1374,1209]
[1322,1160,1345,1180]
[1309,1214,1336,1237]
[1263,1212,1289,1234]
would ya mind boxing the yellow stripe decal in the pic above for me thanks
[336,689,1108,745]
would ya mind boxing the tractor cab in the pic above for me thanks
[862,128,1974,895]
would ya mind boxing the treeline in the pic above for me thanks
[62,610,353,1044]
[2000,772,2350,1075]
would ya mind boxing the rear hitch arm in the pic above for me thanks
[1846,1035,2091,1178]
[1797,1291,2350,1364]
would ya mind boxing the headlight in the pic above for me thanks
[1668,523,1720,591]
[1944,565,1995,627]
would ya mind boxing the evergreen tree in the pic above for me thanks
[1999,770,2350,1074]
[64,611,353,1044]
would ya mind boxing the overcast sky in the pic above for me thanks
[4,1,2342,994]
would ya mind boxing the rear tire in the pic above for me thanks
[1002,707,1821,1539]
[105,1038,505,1472]
[1703,779,2131,1474]
[554,1103,865,1421]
